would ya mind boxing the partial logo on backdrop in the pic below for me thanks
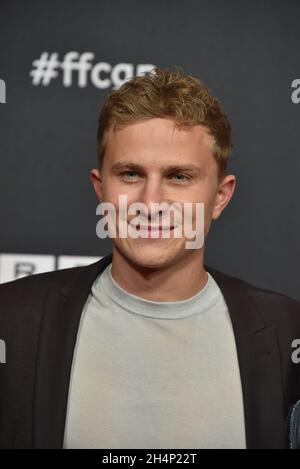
[0,339,5,364]
[0,254,102,284]
[291,339,300,364]
[0,78,6,103]
[30,52,155,90]
[291,79,300,103]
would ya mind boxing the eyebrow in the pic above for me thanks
[111,161,203,175]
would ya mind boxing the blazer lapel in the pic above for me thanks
[32,253,113,448]
[206,266,287,449]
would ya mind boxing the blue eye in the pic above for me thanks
[171,173,189,182]
[121,171,138,180]
[119,171,190,183]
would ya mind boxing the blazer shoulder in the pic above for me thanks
[206,264,300,325]
[0,263,90,310]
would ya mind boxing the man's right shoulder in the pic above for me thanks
[0,265,87,314]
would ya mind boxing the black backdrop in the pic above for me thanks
[1,0,300,299]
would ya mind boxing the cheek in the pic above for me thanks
[204,197,216,217]
[101,176,121,202]
[193,192,217,225]
[190,187,216,210]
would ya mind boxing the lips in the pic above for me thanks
[130,224,174,231]
[139,225,174,231]
[127,221,176,237]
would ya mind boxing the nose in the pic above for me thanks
[138,175,168,222]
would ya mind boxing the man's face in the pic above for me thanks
[91,117,235,269]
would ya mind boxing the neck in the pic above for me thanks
[110,246,208,302]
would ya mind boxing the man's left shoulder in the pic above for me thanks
[206,264,300,328]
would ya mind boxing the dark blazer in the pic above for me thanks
[0,252,300,449]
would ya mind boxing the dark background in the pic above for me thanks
[1,0,300,299]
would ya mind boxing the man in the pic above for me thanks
[0,67,300,449]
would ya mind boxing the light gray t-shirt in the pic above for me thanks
[63,263,246,449]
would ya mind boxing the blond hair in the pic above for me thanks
[97,66,233,179]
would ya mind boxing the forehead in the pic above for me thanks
[104,118,216,170]
[106,118,213,149]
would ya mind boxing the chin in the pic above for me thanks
[120,242,180,270]
[113,235,188,268]
[133,256,170,269]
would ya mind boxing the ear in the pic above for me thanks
[90,168,103,202]
[212,174,236,220]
